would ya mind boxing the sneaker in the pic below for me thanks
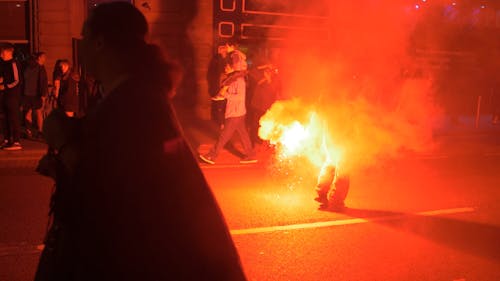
[199,154,216,165]
[211,95,226,101]
[240,156,258,164]
[0,140,9,149]
[314,194,329,210]
[3,142,22,151]
[25,128,33,139]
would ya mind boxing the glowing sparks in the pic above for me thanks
[258,100,342,169]
[281,121,308,154]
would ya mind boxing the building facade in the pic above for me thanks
[1,0,499,118]
[1,0,214,118]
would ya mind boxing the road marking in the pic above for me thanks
[0,207,477,255]
[230,207,475,235]
[200,164,260,169]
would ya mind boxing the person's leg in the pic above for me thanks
[234,115,254,158]
[25,108,33,125]
[6,94,22,143]
[249,109,264,145]
[24,104,34,137]
[1,96,10,144]
[35,108,44,134]
[315,163,335,208]
[328,174,350,208]
[210,117,239,157]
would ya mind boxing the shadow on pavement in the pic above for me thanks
[328,207,500,261]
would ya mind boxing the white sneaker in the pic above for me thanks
[0,140,9,149]
[240,157,257,164]
[3,142,22,151]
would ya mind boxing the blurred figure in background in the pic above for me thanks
[207,44,230,129]
[249,64,281,145]
[22,52,48,139]
[53,59,79,117]
[0,43,22,150]
[200,54,256,165]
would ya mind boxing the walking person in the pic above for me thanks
[200,56,257,164]
[34,2,247,281]
[207,44,230,130]
[22,52,48,138]
[0,43,23,150]
[53,59,79,117]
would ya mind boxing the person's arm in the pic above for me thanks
[5,61,20,89]
[39,67,49,98]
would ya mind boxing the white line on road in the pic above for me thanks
[200,164,259,169]
[230,207,475,235]
[0,207,477,255]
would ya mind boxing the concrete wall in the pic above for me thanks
[138,0,213,119]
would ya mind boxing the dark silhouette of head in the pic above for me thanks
[81,2,181,97]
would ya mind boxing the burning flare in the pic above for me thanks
[259,99,342,169]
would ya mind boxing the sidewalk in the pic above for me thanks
[0,139,47,169]
[1,114,499,169]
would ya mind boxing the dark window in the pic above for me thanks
[87,0,133,14]
[0,1,28,41]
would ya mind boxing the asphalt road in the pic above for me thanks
[1,135,500,281]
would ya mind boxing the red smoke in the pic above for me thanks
[259,0,444,173]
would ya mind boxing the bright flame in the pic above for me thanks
[280,121,308,154]
[259,99,342,169]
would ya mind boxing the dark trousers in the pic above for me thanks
[210,115,254,158]
[316,163,350,205]
[211,99,227,128]
[1,91,21,142]
[249,108,266,145]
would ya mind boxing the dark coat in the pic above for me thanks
[66,77,247,280]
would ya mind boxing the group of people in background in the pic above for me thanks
[0,42,101,151]
[201,40,281,165]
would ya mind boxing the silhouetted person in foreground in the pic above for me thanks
[34,2,247,281]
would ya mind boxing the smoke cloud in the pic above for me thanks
[259,0,444,173]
